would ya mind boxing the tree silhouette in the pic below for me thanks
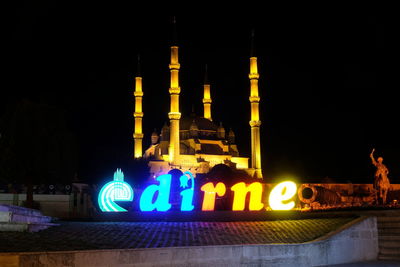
[0,99,77,207]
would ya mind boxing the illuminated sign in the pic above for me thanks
[139,171,195,212]
[98,169,298,212]
[200,182,226,211]
[232,182,264,211]
[98,169,134,212]
[269,181,297,210]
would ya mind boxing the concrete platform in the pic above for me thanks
[0,216,380,266]
[323,260,400,266]
[0,217,357,252]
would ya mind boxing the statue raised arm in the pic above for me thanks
[370,148,377,166]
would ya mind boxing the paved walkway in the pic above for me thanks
[0,217,354,252]
[324,260,400,266]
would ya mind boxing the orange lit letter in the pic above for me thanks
[269,181,297,210]
[231,182,264,211]
[200,182,226,211]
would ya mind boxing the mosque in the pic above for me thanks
[132,26,263,179]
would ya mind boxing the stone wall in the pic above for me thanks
[0,193,92,219]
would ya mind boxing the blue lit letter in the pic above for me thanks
[139,174,172,211]
[180,171,195,211]
[98,169,134,212]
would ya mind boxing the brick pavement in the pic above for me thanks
[0,217,355,252]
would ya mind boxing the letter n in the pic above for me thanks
[231,182,264,211]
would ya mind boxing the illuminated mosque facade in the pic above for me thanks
[132,25,263,179]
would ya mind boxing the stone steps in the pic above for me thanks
[379,228,400,234]
[0,204,42,217]
[379,239,400,248]
[0,211,12,222]
[378,255,400,262]
[0,211,52,224]
[0,204,57,232]
[379,247,400,256]
[378,222,400,228]
[0,222,28,232]
[0,222,59,232]
[377,214,400,261]
[378,216,400,222]
[27,222,59,232]
[379,234,400,241]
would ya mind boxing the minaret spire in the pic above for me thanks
[168,17,181,165]
[204,64,209,84]
[250,29,256,57]
[136,54,141,76]
[249,30,263,178]
[172,16,178,46]
[133,54,144,158]
[203,64,212,121]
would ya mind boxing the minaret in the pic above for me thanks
[203,64,212,121]
[168,17,181,165]
[133,55,144,159]
[249,30,263,178]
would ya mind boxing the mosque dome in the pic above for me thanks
[180,115,218,131]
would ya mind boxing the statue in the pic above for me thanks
[370,148,390,205]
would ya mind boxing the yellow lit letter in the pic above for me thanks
[200,182,226,211]
[231,182,264,211]
[269,181,297,210]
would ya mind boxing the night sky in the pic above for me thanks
[3,4,399,184]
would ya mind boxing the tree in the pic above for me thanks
[0,99,77,207]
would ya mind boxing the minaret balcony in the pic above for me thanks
[169,87,181,94]
[249,73,260,79]
[202,98,212,104]
[133,133,144,139]
[168,112,181,120]
[249,120,262,127]
[134,91,144,97]
[249,96,260,103]
[169,63,181,70]
[133,112,144,118]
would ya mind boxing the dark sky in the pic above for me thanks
[3,3,399,184]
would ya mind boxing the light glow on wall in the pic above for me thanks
[269,181,297,210]
[98,169,134,212]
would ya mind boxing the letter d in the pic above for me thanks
[140,174,172,211]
